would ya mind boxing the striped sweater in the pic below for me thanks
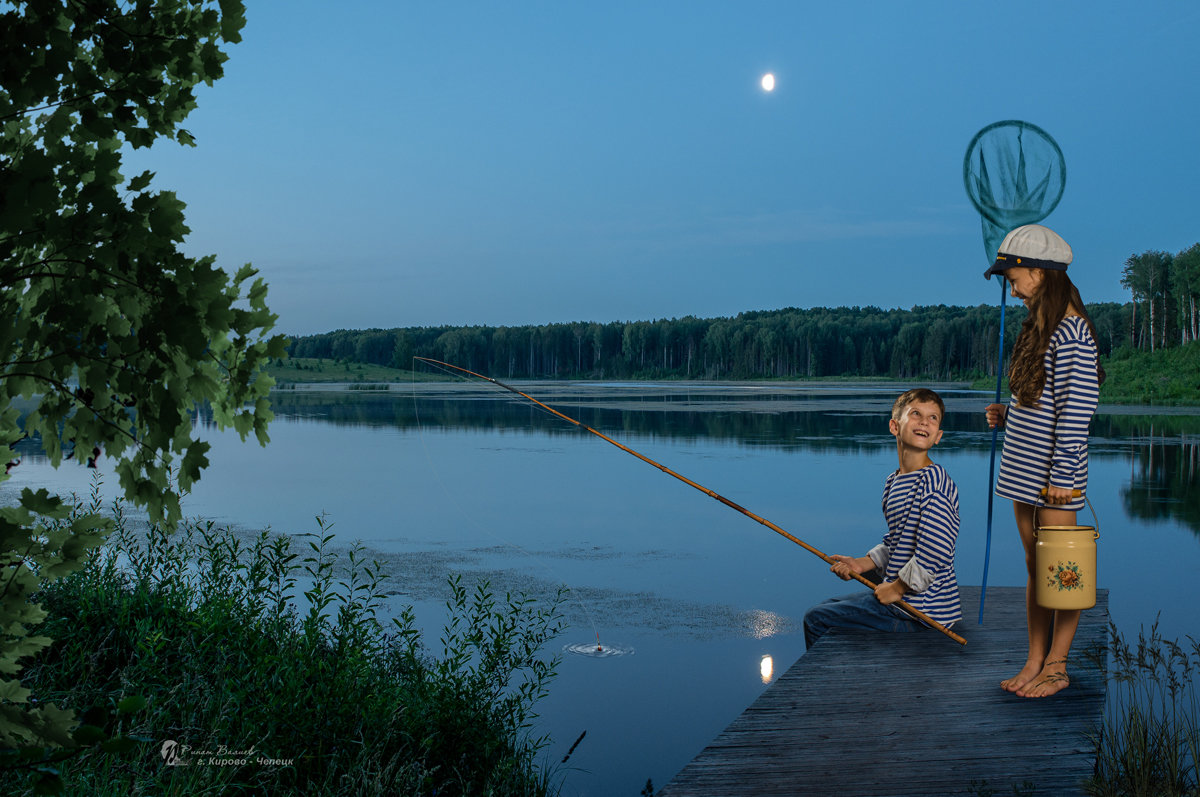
[995,315,1100,511]
[868,463,962,627]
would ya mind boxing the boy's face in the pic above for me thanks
[889,399,943,450]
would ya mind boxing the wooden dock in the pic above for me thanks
[660,586,1109,797]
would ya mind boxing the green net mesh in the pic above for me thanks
[963,120,1066,269]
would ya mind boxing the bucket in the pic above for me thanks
[1034,495,1099,611]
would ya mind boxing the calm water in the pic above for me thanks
[6,382,1200,796]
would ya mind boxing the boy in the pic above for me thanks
[803,388,961,648]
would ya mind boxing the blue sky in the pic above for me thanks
[126,1,1200,337]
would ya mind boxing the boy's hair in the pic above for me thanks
[891,388,945,422]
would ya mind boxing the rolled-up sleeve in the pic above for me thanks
[868,543,890,572]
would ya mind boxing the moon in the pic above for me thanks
[761,73,775,92]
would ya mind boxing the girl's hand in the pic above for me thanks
[985,403,1008,429]
[1044,485,1076,505]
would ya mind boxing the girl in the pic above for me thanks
[983,224,1104,699]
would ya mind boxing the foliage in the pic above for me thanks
[1122,250,1175,352]
[1,0,284,775]
[20,494,565,795]
[1100,341,1200,405]
[287,303,1133,382]
[1173,243,1200,346]
[1087,621,1200,796]
[286,305,1200,405]
[1122,243,1200,351]
[266,357,447,385]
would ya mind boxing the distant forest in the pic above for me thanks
[286,302,1138,381]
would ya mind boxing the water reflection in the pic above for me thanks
[760,654,774,684]
[745,608,790,639]
[248,389,1200,532]
[216,388,1200,447]
[12,386,1200,533]
[1122,436,1200,537]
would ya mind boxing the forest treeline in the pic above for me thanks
[286,302,1138,381]
[1121,241,1200,350]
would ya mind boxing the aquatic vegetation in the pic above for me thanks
[13,487,566,795]
[1087,620,1200,796]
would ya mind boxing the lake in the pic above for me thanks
[6,381,1200,796]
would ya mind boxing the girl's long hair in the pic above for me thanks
[1008,269,1106,406]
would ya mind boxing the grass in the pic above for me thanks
[1099,342,1200,405]
[1086,621,1200,796]
[16,485,566,796]
[971,341,1200,405]
[267,358,441,385]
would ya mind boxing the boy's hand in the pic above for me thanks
[828,554,867,581]
[874,580,906,605]
[985,403,1007,429]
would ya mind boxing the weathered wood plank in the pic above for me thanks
[660,586,1109,797]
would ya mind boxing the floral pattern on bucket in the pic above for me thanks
[1047,561,1084,592]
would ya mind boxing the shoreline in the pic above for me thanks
[270,380,1200,416]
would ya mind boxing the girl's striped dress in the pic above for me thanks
[995,314,1100,511]
[869,463,961,627]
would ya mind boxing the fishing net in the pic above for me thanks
[963,120,1066,622]
[963,120,1066,268]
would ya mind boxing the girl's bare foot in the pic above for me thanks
[1001,658,1043,693]
[1016,660,1069,698]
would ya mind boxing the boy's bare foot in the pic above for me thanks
[1016,660,1069,698]
[1001,658,1043,693]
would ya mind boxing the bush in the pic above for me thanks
[15,493,565,796]
[1100,342,1200,405]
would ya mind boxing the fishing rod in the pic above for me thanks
[415,357,967,646]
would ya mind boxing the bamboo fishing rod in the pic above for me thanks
[415,357,968,646]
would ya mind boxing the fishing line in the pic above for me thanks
[415,357,968,646]
[408,362,621,657]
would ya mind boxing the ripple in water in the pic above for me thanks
[563,640,635,658]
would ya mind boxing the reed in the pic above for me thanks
[18,486,566,796]
[1087,620,1200,796]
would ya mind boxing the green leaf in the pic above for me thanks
[72,724,106,745]
[1,0,267,751]
[31,772,64,796]
[100,736,141,754]
[116,695,146,714]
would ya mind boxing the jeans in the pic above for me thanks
[803,590,923,649]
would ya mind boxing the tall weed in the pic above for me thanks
[1088,620,1200,796]
[20,490,565,796]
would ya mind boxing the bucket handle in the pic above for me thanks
[1034,488,1099,539]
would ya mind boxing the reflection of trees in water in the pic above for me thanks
[258,392,913,454]
[183,392,1200,533]
[1096,414,1200,438]
[15,392,1200,533]
[253,391,1200,448]
[1121,433,1200,535]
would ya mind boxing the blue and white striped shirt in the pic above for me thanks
[868,463,962,627]
[995,315,1100,510]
